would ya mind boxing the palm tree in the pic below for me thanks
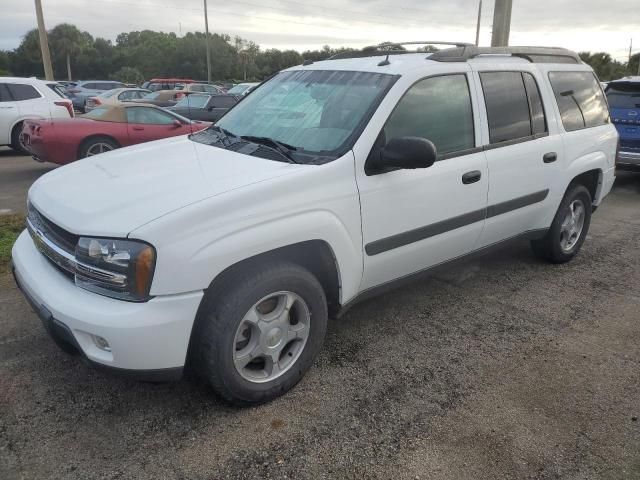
[50,24,84,81]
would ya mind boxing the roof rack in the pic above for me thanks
[429,46,582,64]
[328,41,473,60]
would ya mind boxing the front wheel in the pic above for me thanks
[531,184,592,263]
[193,262,328,405]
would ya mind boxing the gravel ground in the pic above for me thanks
[0,157,639,479]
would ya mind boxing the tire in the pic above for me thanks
[78,136,119,159]
[10,122,29,155]
[193,261,328,405]
[531,184,592,263]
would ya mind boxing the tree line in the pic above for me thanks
[0,23,638,83]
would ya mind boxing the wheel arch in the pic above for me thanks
[566,168,602,206]
[201,240,341,318]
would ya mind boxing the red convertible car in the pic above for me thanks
[21,103,210,165]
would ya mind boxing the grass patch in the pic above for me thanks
[0,214,25,274]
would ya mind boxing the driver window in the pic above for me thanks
[383,74,475,157]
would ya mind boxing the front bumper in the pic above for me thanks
[11,231,203,379]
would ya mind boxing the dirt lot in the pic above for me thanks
[1,154,639,480]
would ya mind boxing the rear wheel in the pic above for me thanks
[10,122,29,155]
[531,184,592,263]
[78,137,119,158]
[193,262,328,405]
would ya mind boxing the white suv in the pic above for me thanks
[0,77,73,153]
[12,44,617,404]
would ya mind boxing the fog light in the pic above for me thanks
[92,335,111,352]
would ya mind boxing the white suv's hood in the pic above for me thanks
[29,136,303,237]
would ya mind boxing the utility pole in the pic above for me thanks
[491,0,512,47]
[475,0,482,46]
[34,0,54,80]
[203,0,212,84]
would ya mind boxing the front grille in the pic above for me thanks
[27,204,78,279]
[27,204,79,255]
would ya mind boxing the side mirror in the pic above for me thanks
[371,136,437,173]
[172,119,182,128]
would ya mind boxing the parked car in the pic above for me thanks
[20,103,209,164]
[227,82,259,96]
[136,90,182,107]
[66,81,126,112]
[167,94,239,122]
[174,83,226,100]
[0,77,73,154]
[12,45,617,405]
[141,78,194,91]
[85,88,152,112]
[605,76,640,170]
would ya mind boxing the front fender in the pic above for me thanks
[132,156,364,303]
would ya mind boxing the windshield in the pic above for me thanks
[176,94,210,108]
[606,83,640,109]
[82,106,119,121]
[213,70,396,160]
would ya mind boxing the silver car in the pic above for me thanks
[66,80,126,112]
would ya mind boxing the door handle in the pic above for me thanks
[462,170,482,185]
[543,152,557,163]
[132,126,144,131]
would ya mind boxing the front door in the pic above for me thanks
[125,106,186,143]
[356,73,489,291]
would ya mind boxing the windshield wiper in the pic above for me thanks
[240,135,299,164]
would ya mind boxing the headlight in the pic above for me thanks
[74,237,156,302]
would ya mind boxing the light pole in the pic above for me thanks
[34,0,54,80]
[204,0,212,84]
[475,0,482,46]
[491,0,513,47]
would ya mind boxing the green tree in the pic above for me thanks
[49,23,88,80]
[579,52,627,81]
[110,66,144,84]
[8,29,43,78]
[0,50,10,75]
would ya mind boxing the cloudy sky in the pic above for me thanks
[1,0,638,61]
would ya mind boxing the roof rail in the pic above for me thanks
[429,46,582,64]
[328,40,473,60]
[364,40,475,50]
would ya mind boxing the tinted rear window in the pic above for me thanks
[7,83,42,101]
[47,84,67,98]
[606,83,640,109]
[548,71,609,131]
[480,72,532,143]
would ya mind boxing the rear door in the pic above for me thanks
[0,84,18,144]
[7,82,49,119]
[473,68,563,246]
[125,106,186,143]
